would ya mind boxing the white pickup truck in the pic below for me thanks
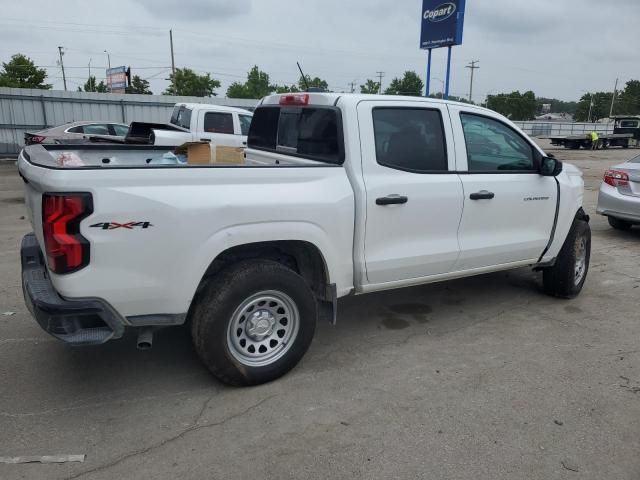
[18,93,591,386]
[126,103,253,147]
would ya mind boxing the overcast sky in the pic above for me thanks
[1,0,637,101]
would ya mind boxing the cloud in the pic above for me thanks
[133,0,251,21]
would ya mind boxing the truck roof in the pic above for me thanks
[260,92,487,111]
[174,103,253,114]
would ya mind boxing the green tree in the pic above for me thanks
[616,80,640,116]
[384,71,424,96]
[273,84,300,94]
[486,91,537,120]
[78,75,107,93]
[360,79,380,94]
[163,68,220,97]
[0,53,51,89]
[428,92,471,103]
[575,92,613,122]
[126,75,152,94]
[226,66,276,98]
[298,75,329,91]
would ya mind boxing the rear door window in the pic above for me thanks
[372,108,448,172]
[248,106,343,164]
[112,124,129,136]
[204,112,234,134]
[83,124,110,135]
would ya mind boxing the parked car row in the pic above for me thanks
[24,103,254,149]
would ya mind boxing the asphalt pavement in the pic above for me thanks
[0,143,639,479]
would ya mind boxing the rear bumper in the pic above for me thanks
[596,185,640,224]
[21,233,125,345]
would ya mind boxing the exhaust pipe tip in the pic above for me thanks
[137,327,154,350]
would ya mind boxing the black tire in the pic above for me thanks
[190,260,317,386]
[543,220,591,299]
[608,216,632,231]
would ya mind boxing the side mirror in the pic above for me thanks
[540,156,563,177]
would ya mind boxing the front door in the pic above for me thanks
[451,109,557,271]
[358,101,464,284]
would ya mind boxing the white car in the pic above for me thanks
[18,93,590,386]
[127,103,253,148]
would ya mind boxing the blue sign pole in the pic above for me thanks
[425,48,432,97]
[444,46,452,100]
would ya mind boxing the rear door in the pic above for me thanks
[198,111,243,147]
[450,107,557,270]
[358,100,464,284]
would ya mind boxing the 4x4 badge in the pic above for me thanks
[90,222,153,230]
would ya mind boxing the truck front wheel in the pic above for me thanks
[542,220,591,299]
[190,260,317,386]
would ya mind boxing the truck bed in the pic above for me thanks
[22,144,317,169]
[17,144,355,320]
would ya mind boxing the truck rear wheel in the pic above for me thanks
[190,260,317,386]
[543,220,591,299]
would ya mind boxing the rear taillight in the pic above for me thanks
[603,170,629,187]
[27,135,46,145]
[279,93,309,106]
[42,193,93,274]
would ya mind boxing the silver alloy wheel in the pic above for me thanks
[574,235,587,286]
[227,290,300,367]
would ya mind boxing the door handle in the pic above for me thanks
[470,190,495,200]
[376,195,408,206]
[199,138,212,142]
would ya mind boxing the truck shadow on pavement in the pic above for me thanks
[26,267,554,399]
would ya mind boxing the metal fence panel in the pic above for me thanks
[0,87,259,155]
[514,121,613,137]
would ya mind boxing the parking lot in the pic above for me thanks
[0,143,639,479]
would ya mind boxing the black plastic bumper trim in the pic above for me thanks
[21,233,126,346]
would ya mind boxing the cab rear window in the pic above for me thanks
[248,106,344,164]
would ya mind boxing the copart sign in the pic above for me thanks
[420,0,466,49]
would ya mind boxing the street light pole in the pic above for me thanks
[104,50,111,92]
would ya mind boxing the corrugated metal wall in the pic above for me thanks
[0,88,259,155]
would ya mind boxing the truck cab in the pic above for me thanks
[167,103,254,147]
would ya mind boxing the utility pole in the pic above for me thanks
[169,30,176,78]
[348,81,356,94]
[57,46,67,91]
[376,71,385,94]
[587,93,594,123]
[88,58,92,80]
[465,60,479,103]
[609,77,619,120]
[104,50,112,92]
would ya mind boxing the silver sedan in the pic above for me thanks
[24,121,129,145]
[597,154,640,230]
